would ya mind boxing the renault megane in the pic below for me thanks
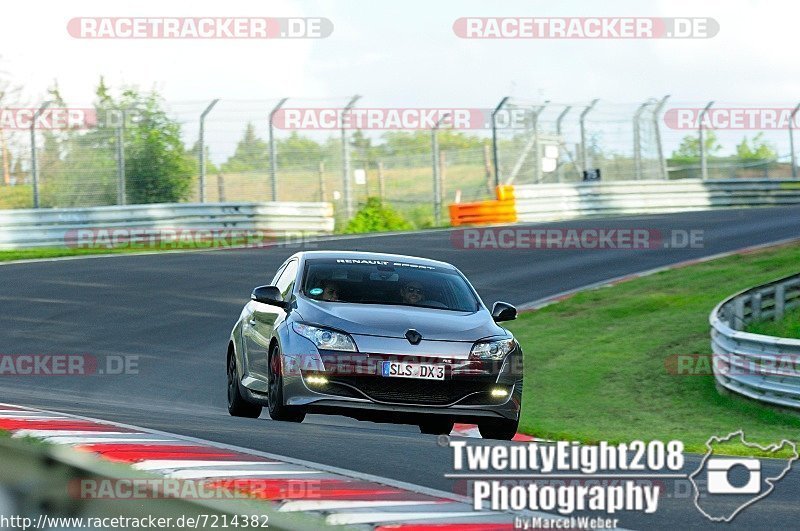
[226,251,523,439]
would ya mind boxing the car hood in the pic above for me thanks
[296,299,506,342]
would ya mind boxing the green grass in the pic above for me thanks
[507,243,800,457]
[0,246,189,262]
[746,307,800,339]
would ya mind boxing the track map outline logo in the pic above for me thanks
[689,430,798,522]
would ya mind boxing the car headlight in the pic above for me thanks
[292,323,357,352]
[470,338,515,360]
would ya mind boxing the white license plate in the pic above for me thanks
[381,361,445,380]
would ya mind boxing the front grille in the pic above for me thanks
[324,376,489,405]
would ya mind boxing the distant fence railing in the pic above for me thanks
[448,179,800,225]
[512,179,800,222]
[0,202,334,249]
[710,273,800,409]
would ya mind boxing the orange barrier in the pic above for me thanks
[448,186,517,226]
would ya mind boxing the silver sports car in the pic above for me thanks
[226,251,523,439]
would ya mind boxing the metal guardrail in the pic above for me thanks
[710,273,800,409]
[0,201,335,249]
[512,179,800,222]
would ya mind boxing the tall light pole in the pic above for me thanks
[341,95,361,219]
[268,98,289,201]
[198,99,219,203]
[432,113,451,226]
[30,101,52,209]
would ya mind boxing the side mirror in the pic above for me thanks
[251,285,288,309]
[491,301,517,323]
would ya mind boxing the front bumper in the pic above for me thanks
[281,348,523,422]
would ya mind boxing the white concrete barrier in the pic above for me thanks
[0,202,335,248]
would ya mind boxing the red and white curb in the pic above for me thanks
[0,403,550,530]
[450,424,543,442]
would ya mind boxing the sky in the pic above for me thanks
[2,0,795,105]
[0,0,796,158]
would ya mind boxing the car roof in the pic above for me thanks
[292,250,457,270]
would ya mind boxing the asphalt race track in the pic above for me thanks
[2,206,800,529]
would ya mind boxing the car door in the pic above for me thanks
[242,260,298,388]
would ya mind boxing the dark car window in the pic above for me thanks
[302,259,479,312]
[275,260,299,298]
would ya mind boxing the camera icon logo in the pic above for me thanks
[706,458,761,495]
[690,430,798,522]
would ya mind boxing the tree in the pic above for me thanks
[277,132,323,170]
[736,133,776,161]
[119,89,195,204]
[221,123,268,172]
[671,130,722,161]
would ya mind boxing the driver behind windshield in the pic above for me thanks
[400,281,425,305]
[320,280,340,302]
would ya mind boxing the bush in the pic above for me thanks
[342,197,413,234]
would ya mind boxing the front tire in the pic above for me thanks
[227,350,262,418]
[478,418,519,440]
[267,344,306,423]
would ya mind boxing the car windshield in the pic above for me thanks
[302,259,479,312]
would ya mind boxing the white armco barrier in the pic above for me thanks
[0,202,335,249]
[512,179,800,222]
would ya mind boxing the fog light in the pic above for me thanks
[305,375,328,385]
[490,387,509,398]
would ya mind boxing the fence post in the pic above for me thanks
[633,100,652,180]
[653,95,670,180]
[116,109,126,205]
[1,129,8,185]
[532,102,549,183]
[198,99,219,203]
[30,101,52,209]
[555,106,571,183]
[491,96,510,187]
[378,161,385,201]
[217,172,225,202]
[342,95,361,219]
[318,161,326,201]
[432,113,451,226]
[579,99,599,174]
[483,143,493,193]
[440,150,447,206]
[699,101,714,180]
[775,284,786,321]
[790,103,800,179]
[268,98,288,202]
